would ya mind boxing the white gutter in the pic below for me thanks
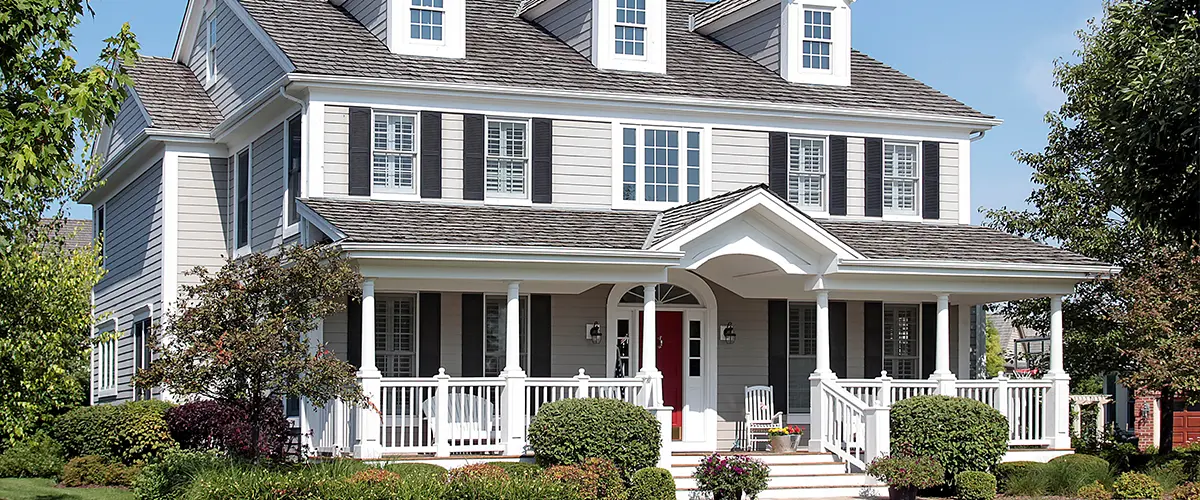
[838,258,1118,278]
[338,242,684,265]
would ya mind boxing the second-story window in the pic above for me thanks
[802,9,832,70]
[614,0,646,56]
[883,142,919,215]
[622,126,701,205]
[235,147,251,249]
[788,136,826,211]
[286,114,301,227]
[373,112,418,194]
[410,0,444,41]
[486,118,529,198]
[94,204,105,266]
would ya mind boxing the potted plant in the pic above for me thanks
[694,453,770,500]
[866,453,944,500]
[767,425,803,453]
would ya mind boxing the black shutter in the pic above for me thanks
[530,295,552,377]
[768,132,789,199]
[922,141,941,220]
[864,137,883,217]
[463,114,485,201]
[348,107,372,196]
[864,302,883,378]
[347,297,362,369]
[461,293,484,377]
[830,301,848,378]
[421,111,442,199]
[829,136,848,216]
[418,293,441,377]
[767,300,789,414]
[532,118,553,204]
[921,303,937,379]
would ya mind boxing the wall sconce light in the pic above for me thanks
[721,322,736,345]
[587,321,603,344]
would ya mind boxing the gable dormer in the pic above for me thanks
[334,0,466,58]
[522,0,666,74]
[694,0,852,86]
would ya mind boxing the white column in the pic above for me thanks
[1046,295,1072,448]
[354,278,383,459]
[502,281,524,375]
[500,281,527,454]
[809,290,835,452]
[933,294,956,396]
[815,291,831,375]
[641,284,658,375]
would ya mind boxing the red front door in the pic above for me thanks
[641,311,684,440]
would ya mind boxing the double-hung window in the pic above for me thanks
[485,118,529,198]
[883,304,920,379]
[802,9,832,70]
[235,148,251,250]
[614,0,646,56]
[95,321,118,398]
[286,114,302,227]
[788,136,826,211]
[206,19,217,83]
[375,295,417,378]
[484,295,528,377]
[372,112,418,194]
[787,303,818,413]
[133,317,152,400]
[410,0,444,41]
[621,126,701,205]
[883,142,919,215]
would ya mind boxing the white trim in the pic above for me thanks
[371,109,421,197]
[593,0,667,74]
[305,100,326,199]
[233,144,253,256]
[173,0,203,63]
[205,16,217,88]
[958,139,972,225]
[296,202,349,241]
[387,0,466,59]
[127,88,155,129]
[837,258,1117,278]
[881,140,921,217]
[611,123,708,210]
[781,0,852,86]
[483,116,533,203]
[343,242,682,264]
[787,134,829,212]
[218,0,296,72]
[162,148,181,314]
[94,317,120,399]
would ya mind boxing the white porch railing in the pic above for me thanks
[839,377,939,406]
[814,379,870,470]
[309,399,351,455]
[526,370,647,428]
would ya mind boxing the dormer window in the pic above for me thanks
[802,9,832,70]
[615,0,647,57]
[410,0,445,42]
[387,0,465,58]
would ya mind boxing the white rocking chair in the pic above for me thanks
[421,393,497,444]
[744,385,783,451]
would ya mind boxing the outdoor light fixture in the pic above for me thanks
[587,321,603,344]
[721,322,736,345]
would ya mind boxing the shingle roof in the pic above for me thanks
[126,56,223,132]
[237,0,990,120]
[650,184,763,246]
[41,218,94,252]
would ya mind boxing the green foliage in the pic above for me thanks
[0,433,64,478]
[381,462,447,481]
[954,471,997,500]
[543,464,602,500]
[1114,472,1165,500]
[1080,480,1114,500]
[1173,482,1200,500]
[984,320,1004,378]
[1147,460,1190,492]
[52,401,177,465]
[131,450,232,500]
[446,463,578,500]
[135,245,365,459]
[867,454,945,490]
[527,398,660,477]
[0,477,136,500]
[484,461,541,479]
[994,461,1040,493]
[579,458,627,500]
[693,454,770,499]
[60,456,139,488]
[1042,454,1114,496]
[890,396,1009,479]
[629,467,675,500]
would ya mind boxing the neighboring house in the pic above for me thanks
[41,218,94,252]
[987,311,1048,373]
[81,0,1114,487]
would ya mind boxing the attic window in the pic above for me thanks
[614,0,647,56]
[410,0,445,41]
[802,9,832,70]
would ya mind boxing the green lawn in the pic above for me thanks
[0,479,134,500]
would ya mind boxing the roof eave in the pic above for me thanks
[337,242,684,266]
[837,258,1119,280]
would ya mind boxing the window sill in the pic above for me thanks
[371,191,421,202]
[881,213,924,223]
[484,196,532,207]
[612,199,684,211]
[283,223,300,240]
[233,245,252,259]
[96,388,119,399]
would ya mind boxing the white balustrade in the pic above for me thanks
[815,380,869,470]
[309,399,350,455]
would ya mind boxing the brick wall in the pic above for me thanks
[1134,390,1159,451]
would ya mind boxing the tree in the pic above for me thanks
[135,245,368,458]
[984,319,1004,378]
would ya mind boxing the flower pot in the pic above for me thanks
[769,435,795,453]
[888,485,918,500]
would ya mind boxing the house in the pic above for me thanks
[81,0,1114,494]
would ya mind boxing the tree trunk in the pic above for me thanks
[1159,387,1175,454]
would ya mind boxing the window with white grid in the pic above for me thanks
[486,118,529,198]
[788,136,825,210]
[372,112,417,194]
[788,303,818,413]
[621,126,701,205]
[410,0,444,41]
[95,324,118,397]
[615,0,646,56]
[802,9,832,70]
[883,142,919,215]
[484,295,529,377]
[883,304,920,379]
[375,296,417,378]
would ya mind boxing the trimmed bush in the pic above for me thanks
[1173,482,1200,500]
[891,395,1008,479]
[1080,480,1114,500]
[60,455,140,487]
[132,449,233,500]
[955,471,997,500]
[629,467,675,500]
[448,463,509,483]
[527,398,659,478]
[579,458,627,500]
[0,433,65,478]
[53,400,176,464]
[867,454,945,493]
[544,464,602,500]
[1114,472,1165,500]
[1042,454,1113,495]
[383,462,448,481]
[165,400,290,459]
[994,461,1040,493]
[486,461,542,479]
[1149,459,1190,492]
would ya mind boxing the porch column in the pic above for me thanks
[815,291,831,375]
[501,282,524,375]
[501,281,528,454]
[354,278,383,459]
[1046,296,1072,448]
[808,290,835,452]
[641,284,661,406]
[933,293,956,396]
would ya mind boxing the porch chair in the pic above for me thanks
[744,385,783,451]
[421,393,498,445]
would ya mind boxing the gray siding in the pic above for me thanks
[178,156,230,286]
[109,97,147,158]
[189,0,287,116]
[710,8,780,72]
[713,284,769,451]
[534,0,593,60]
[939,142,960,222]
[250,123,286,252]
[846,137,865,217]
[552,120,611,208]
[324,311,350,362]
[712,129,769,195]
[93,159,164,403]
[440,293,463,375]
[442,114,464,200]
[342,0,388,42]
[324,105,349,197]
[549,286,609,377]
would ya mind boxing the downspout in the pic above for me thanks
[969,130,987,142]
[279,85,306,113]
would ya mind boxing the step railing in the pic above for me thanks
[309,399,350,456]
[814,378,870,471]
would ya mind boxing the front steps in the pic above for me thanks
[670,452,886,499]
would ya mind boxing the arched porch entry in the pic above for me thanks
[606,269,719,451]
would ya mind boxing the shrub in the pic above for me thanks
[527,398,659,477]
[486,461,542,479]
[53,404,120,458]
[1080,480,1114,500]
[1114,472,1165,500]
[867,454,945,492]
[165,400,290,460]
[579,458,627,500]
[545,464,602,499]
[132,449,232,500]
[347,468,400,484]
[447,463,509,483]
[383,462,448,481]
[0,433,65,478]
[955,471,997,500]
[1173,482,1200,500]
[693,454,770,500]
[53,401,176,464]
[60,455,140,487]
[1041,454,1113,495]
[891,396,1008,479]
[1149,460,1190,492]
[994,461,1040,493]
[629,467,675,500]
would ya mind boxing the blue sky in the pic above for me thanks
[66,0,1102,223]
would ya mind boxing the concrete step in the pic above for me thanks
[670,452,839,466]
[671,461,847,478]
[675,482,886,500]
[675,472,869,490]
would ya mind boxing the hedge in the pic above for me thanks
[994,461,1040,493]
[527,398,660,478]
[955,471,997,500]
[52,400,176,464]
[630,467,676,500]
[0,433,64,478]
[891,396,1008,479]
